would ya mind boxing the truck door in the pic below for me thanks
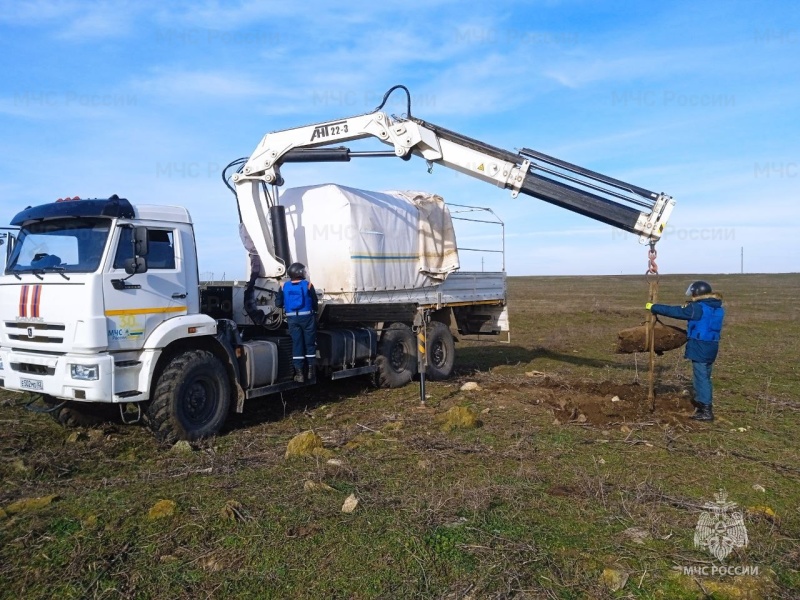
[102,225,188,351]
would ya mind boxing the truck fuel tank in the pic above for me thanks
[316,328,377,369]
[239,340,279,388]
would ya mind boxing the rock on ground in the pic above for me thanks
[440,406,480,432]
[285,430,325,459]
[4,495,60,515]
[147,499,176,520]
[600,567,629,591]
[341,494,359,513]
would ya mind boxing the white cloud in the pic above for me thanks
[130,69,270,100]
[0,0,141,40]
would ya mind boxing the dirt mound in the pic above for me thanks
[546,380,693,426]
[486,378,694,427]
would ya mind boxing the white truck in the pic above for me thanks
[0,86,674,442]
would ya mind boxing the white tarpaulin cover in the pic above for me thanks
[278,184,459,293]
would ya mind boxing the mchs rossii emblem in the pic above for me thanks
[694,490,748,561]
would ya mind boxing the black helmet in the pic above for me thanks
[686,280,712,297]
[287,262,307,280]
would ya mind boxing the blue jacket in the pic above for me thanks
[276,279,319,315]
[650,295,724,363]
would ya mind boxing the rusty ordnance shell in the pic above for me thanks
[616,322,687,354]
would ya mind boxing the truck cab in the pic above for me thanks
[0,196,208,407]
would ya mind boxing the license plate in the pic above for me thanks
[20,378,44,391]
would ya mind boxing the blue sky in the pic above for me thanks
[1,0,798,278]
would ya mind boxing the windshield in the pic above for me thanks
[6,218,111,274]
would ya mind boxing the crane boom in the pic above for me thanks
[232,90,675,277]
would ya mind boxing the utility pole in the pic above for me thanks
[740,247,744,274]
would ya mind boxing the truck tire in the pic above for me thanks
[44,397,119,428]
[146,350,231,444]
[425,321,455,380]
[376,323,417,388]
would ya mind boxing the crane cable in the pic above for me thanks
[645,242,659,411]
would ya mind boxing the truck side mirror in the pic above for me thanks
[0,230,17,270]
[124,256,148,276]
[133,226,149,257]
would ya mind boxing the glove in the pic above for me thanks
[645,302,654,310]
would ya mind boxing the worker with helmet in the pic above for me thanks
[646,281,724,422]
[276,262,319,383]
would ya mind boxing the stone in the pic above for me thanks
[747,505,778,523]
[341,494,359,513]
[170,440,193,453]
[5,495,59,515]
[285,430,324,459]
[147,499,176,520]
[622,527,650,544]
[303,480,335,492]
[667,571,775,600]
[525,370,546,377]
[460,382,480,391]
[600,568,628,592]
[440,406,480,432]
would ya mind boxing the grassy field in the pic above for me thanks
[1,274,798,599]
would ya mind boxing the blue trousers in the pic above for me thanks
[692,361,714,406]
[287,314,316,371]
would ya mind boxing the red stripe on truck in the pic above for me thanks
[19,285,28,317]
[32,285,42,317]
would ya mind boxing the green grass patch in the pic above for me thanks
[1,274,797,598]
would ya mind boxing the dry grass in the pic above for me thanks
[0,273,798,599]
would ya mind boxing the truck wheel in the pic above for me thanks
[45,397,119,428]
[425,321,455,380]
[146,350,231,444]
[376,323,416,388]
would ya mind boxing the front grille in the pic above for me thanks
[11,362,56,376]
[9,335,64,343]
[5,321,66,344]
[5,322,66,331]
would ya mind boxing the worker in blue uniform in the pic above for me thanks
[646,280,724,422]
[276,262,319,383]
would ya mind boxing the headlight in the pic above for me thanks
[70,364,99,381]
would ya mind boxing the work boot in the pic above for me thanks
[690,404,714,422]
[293,368,305,383]
[307,365,315,381]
